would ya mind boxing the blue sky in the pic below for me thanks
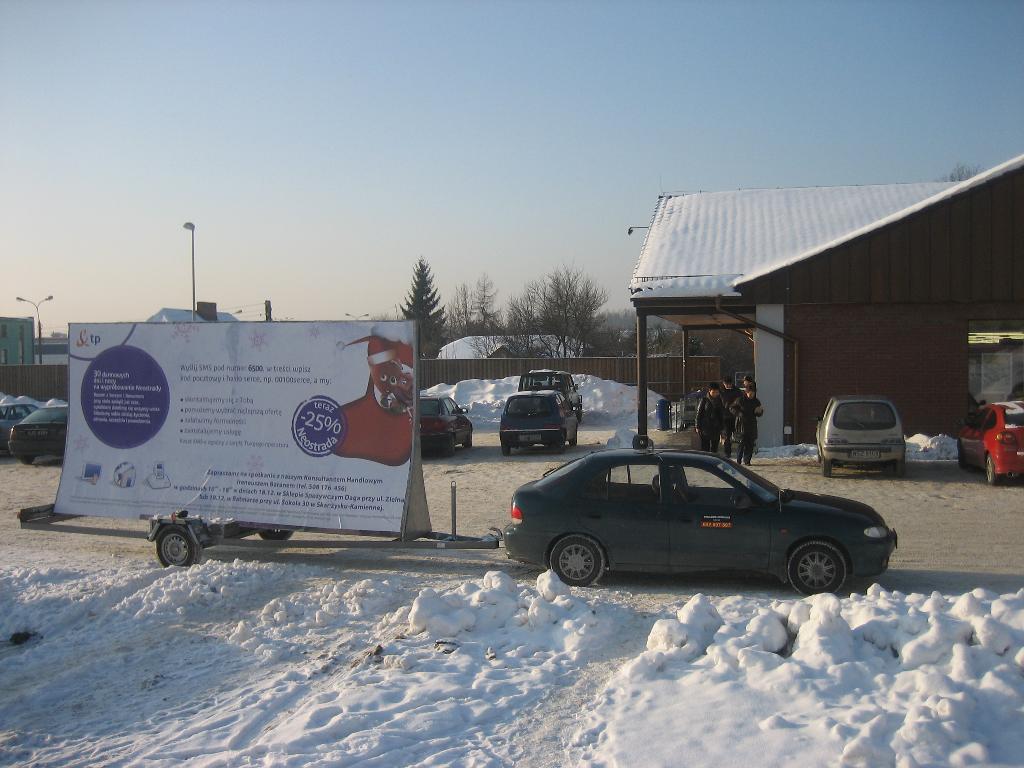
[3,0,1023,330]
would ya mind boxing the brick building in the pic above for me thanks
[630,153,1024,446]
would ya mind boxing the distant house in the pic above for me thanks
[147,307,238,323]
[629,152,1024,446]
[436,335,583,360]
[0,316,34,365]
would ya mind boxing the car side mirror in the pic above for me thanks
[731,493,752,510]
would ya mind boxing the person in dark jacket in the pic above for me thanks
[718,376,741,459]
[695,382,725,453]
[730,382,764,465]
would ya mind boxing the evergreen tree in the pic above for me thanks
[401,257,446,357]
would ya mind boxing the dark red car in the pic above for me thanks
[419,395,473,456]
[957,401,1024,485]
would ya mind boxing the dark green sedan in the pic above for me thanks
[503,448,897,595]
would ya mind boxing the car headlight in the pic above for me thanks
[864,526,888,538]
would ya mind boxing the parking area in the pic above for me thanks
[4,429,1024,597]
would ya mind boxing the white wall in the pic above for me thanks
[753,305,785,447]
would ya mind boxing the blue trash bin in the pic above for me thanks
[656,398,671,431]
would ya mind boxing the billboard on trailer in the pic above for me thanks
[54,321,430,537]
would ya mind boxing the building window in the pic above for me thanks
[0,349,6,364]
[968,320,1024,408]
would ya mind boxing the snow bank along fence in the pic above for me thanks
[0,364,68,401]
[418,356,719,401]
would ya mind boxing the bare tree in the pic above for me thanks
[502,265,608,357]
[943,163,981,182]
[445,283,473,340]
[472,274,501,333]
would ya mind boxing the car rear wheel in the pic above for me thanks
[16,455,35,465]
[463,432,473,448]
[985,454,1001,486]
[444,434,456,457]
[557,431,566,453]
[500,441,511,456]
[549,534,605,587]
[894,458,906,477]
[788,540,847,595]
[821,459,833,478]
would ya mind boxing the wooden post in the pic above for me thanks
[636,311,648,437]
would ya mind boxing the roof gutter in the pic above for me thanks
[714,298,801,442]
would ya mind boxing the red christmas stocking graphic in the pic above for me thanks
[333,335,414,466]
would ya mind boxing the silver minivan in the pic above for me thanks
[816,396,906,477]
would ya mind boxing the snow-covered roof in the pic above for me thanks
[437,336,506,359]
[147,308,238,323]
[630,152,1024,299]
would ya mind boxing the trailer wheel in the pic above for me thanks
[156,526,200,567]
[258,529,294,541]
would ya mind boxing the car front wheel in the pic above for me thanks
[822,459,833,478]
[957,440,969,470]
[787,540,847,595]
[549,534,605,587]
[500,441,511,456]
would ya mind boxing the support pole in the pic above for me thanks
[636,311,648,438]
[450,480,457,538]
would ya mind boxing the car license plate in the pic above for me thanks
[25,429,49,439]
[851,449,880,459]
[520,433,541,442]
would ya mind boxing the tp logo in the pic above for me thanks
[76,329,101,348]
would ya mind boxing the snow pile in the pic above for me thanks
[575,587,1024,767]
[756,435,958,462]
[0,392,66,407]
[422,375,660,430]
[905,433,958,460]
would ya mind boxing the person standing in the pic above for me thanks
[730,382,764,465]
[695,382,725,453]
[718,376,741,459]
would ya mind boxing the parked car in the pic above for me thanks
[957,400,1024,485]
[8,405,68,464]
[816,396,906,477]
[503,448,897,594]
[500,391,579,455]
[518,370,583,422]
[1,403,39,453]
[419,394,473,456]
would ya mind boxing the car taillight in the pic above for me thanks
[510,502,523,524]
[995,431,1019,447]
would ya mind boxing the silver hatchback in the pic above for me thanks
[816,396,906,477]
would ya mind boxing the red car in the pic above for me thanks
[419,395,473,456]
[958,401,1024,485]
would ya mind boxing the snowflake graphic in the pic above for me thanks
[72,436,89,453]
[249,330,267,349]
[247,455,264,474]
[171,324,196,343]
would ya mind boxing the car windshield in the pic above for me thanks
[711,458,779,504]
[523,374,558,389]
[506,396,552,416]
[20,407,67,424]
[833,402,896,430]
[1004,408,1024,426]
[420,400,441,416]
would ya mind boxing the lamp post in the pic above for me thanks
[15,295,53,364]
[627,226,649,236]
[344,313,370,321]
[183,222,196,321]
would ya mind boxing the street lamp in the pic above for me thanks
[627,226,649,236]
[183,222,196,321]
[344,313,370,321]
[15,295,53,364]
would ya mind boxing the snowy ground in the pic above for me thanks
[2,380,1023,767]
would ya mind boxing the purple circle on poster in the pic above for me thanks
[292,396,346,457]
[81,345,170,449]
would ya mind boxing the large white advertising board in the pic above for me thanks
[54,321,429,536]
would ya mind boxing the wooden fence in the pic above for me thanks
[419,356,720,401]
[0,365,69,401]
[1,356,721,404]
